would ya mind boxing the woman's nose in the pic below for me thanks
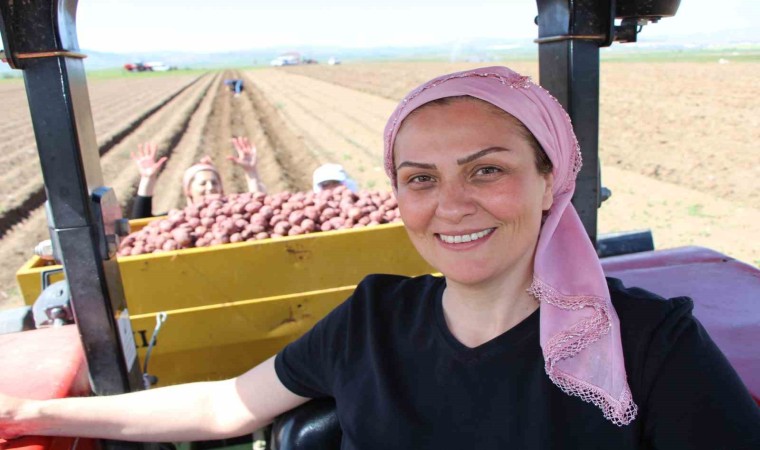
[435,181,477,223]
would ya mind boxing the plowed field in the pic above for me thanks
[1,61,757,309]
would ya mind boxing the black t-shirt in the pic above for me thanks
[275,275,760,449]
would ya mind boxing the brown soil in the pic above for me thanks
[0,61,757,310]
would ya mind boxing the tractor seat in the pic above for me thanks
[270,398,342,450]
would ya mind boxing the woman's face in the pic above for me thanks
[189,170,222,203]
[393,99,554,288]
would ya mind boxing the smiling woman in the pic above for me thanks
[380,66,641,423]
[2,66,759,449]
[393,97,554,292]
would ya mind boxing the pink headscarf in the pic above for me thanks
[384,66,636,426]
[182,157,223,204]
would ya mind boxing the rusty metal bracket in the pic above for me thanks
[1,49,86,67]
[15,49,86,59]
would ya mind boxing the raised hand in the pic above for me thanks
[227,137,258,174]
[130,143,168,179]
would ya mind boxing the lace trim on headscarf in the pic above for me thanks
[530,83,583,193]
[384,71,583,194]
[528,276,638,425]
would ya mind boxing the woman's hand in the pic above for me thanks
[0,392,30,440]
[131,143,167,197]
[228,137,258,174]
[131,143,168,179]
[228,137,266,193]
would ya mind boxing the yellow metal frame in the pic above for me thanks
[17,221,435,386]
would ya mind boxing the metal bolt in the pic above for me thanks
[601,187,612,203]
[34,239,55,261]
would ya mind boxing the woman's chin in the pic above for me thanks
[440,268,498,288]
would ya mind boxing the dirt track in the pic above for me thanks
[0,61,757,309]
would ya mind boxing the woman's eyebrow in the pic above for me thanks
[396,161,437,171]
[457,147,510,165]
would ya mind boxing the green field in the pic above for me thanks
[86,67,211,80]
[600,48,760,63]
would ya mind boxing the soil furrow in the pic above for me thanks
[247,70,391,191]
[0,75,207,229]
[153,75,225,213]
[250,74,382,162]
[234,72,292,194]
[200,71,236,195]
[95,74,206,157]
[244,72,318,192]
[0,73,217,306]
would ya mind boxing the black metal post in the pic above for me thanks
[535,0,613,245]
[0,3,150,448]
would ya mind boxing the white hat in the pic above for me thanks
[312,163,358,193]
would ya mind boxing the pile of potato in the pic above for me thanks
[118,186,400,256]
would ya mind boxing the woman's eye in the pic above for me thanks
[475,166,502,176]
[407,174,435,185]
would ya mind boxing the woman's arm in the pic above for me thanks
[1,357,309,442]
[228,137,266,194]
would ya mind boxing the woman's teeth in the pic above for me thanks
[438,228,494,244]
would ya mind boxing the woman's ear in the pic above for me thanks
[542,172,554,211]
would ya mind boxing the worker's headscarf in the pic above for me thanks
[383,66,636,426]
[182,156,223,204]
[312,163,359,193]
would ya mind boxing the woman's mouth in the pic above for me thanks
[436,227,495,244]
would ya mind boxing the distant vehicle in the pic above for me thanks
[270,52,300,67]
[124,61,175,72]
[144,61,171,72]
[123,62,148,72]
[327,57,341,65]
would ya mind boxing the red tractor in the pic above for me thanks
[124,62,148,72]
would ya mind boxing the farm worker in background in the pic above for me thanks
[224,79,244,96]
[312,163,358,193]
[2,66,759,448]
[130,136,265,218]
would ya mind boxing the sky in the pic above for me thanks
[76,0,759,53]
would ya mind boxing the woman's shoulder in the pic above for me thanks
[607,277,703,400]
[607,278,760,445]
[605,277,699,390]
[606,276,694,335]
